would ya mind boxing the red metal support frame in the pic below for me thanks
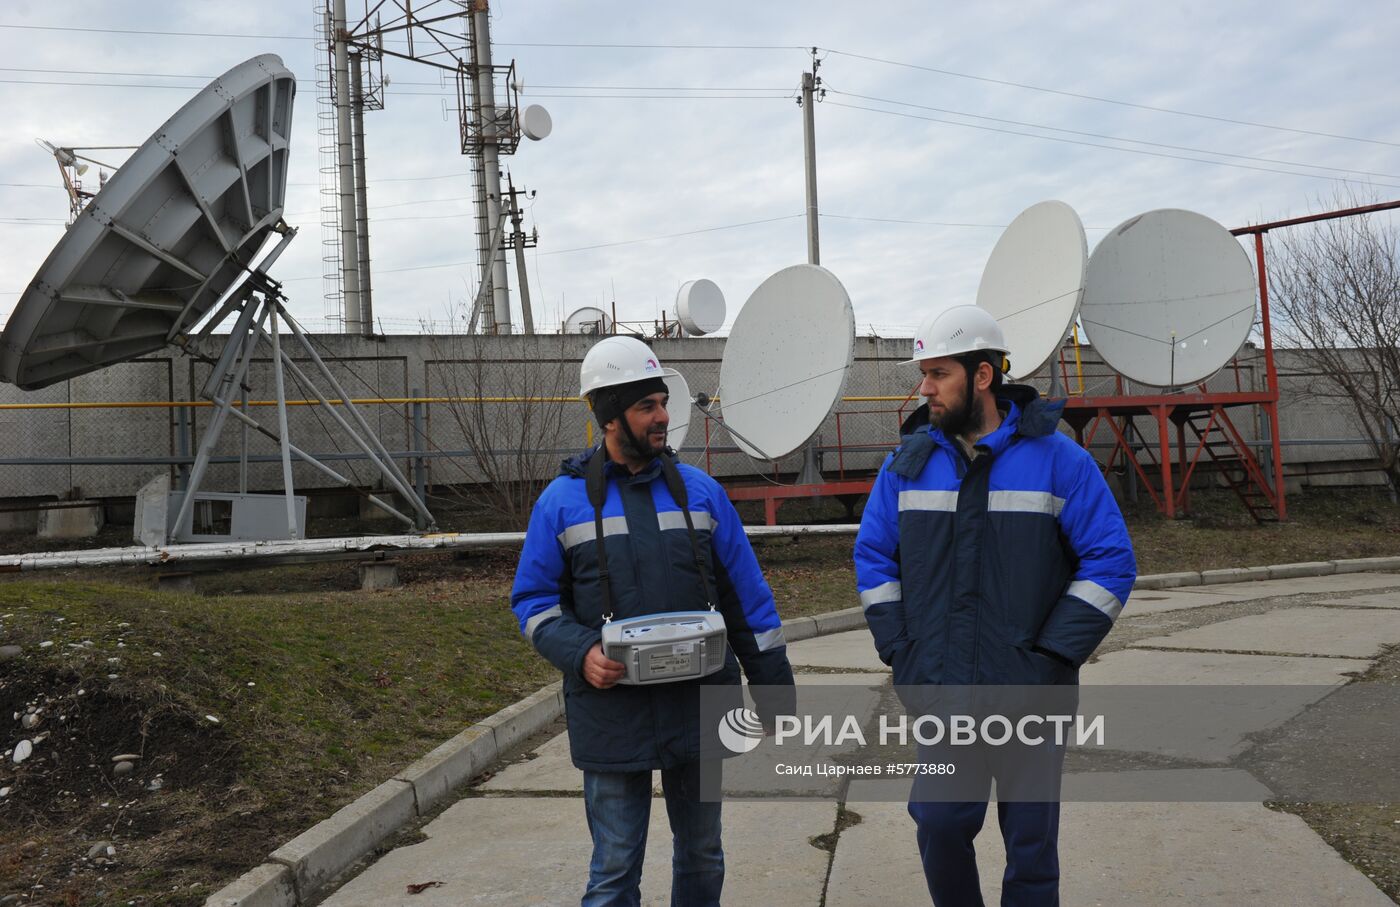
[1251,232,1288,521]
[1156,405,1174,519]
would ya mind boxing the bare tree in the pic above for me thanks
[426,328,579,529]
[1268,197,1400,494]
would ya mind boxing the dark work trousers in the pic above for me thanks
[906,735,1066,907]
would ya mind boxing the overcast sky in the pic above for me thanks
[2,1,1397,340]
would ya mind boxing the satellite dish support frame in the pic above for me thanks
[169,263,436,542]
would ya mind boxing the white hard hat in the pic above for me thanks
[579,335,679,397]
[901,305,1010,365]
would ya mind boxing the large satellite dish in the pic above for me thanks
[0,54,438,542]
[718,265,854,460]
[1,54,295,390]
[676,279,726,335]
[976,200,1087,380]
[1080,209,1256,387]
[563,306,613,335]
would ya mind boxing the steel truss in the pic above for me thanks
[170,228,436,538]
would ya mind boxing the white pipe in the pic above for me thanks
[0,525,860,571]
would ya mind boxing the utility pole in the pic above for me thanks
[504,172,538,333]
[797,48,826,486]
[799,48,823,266]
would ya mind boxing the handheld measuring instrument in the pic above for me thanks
[601,611,728,685]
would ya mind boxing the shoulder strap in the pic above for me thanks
[584,449,615,620]
[658,452,718,610]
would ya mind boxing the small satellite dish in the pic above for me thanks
[563,306,613,335]
[663,371,691,451]
[1,55,295,390]
[519,104,552,141]
[675,279,726,335]
[976,200,1087,380]
[718,264,854,460]
[1080,209,1256,387]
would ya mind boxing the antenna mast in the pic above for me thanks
[320,0,547,335]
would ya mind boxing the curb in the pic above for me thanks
[204,683,562,907]
[205,554,1400,905]
[1131,556,1400,590]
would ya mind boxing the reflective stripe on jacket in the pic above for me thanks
[855,385,1136,686]
[511,445,795,771]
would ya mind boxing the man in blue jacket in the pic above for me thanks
[512,335,795,907]
[855,305,1136,906]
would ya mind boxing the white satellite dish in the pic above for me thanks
[663,371,691,451]
[675,279,726,335]
[976,200,1087,380]
[1081,209,1256,387]
[2,55,295,390]
[718,264,855,460]
[563,306,613,335]
[519,104,552,141]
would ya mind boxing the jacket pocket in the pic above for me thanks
[1013,644,1077,686]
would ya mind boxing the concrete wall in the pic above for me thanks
[0,333,1386,506]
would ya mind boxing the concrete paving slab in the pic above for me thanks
[829,786,1392,905]
[1133,606,1400,658]
[1083,648,1365,686]
[987,800,1394,905]
[319,797,835,906]
[1058,767,1273,802]
[1120,588,1247,616]
[786,629,888,672]
[1190,571,1400,601]
[1081,649,1364,763]
[825,799,927,907]
[1315,590,1400,609]
[479,731,581,793]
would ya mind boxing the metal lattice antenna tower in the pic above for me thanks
[320,0,545,335]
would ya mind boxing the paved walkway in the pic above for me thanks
[315,573,1400,906]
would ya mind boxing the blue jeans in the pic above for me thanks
[582,762,723,907]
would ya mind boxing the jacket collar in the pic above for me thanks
[561,444,663,482]
[898,383,1065,448]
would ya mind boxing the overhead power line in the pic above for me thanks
[824,87,1400,183]
[820,47,1400,150]
[276,214,806,282]
[3,25,1388,147]
[0,23,314,40]
[825,101,1400,191]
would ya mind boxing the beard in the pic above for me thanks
[619,421,666,461]
[929,375,984,439]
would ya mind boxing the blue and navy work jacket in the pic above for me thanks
[855,385,1137,686]
[511,446,795,772]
